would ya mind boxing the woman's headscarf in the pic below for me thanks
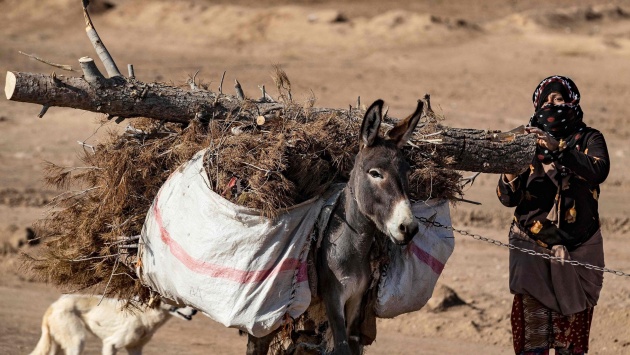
[529,75,585,139]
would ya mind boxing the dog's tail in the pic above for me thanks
[29,306,53,355]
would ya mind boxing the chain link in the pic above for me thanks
[417,217,630,278]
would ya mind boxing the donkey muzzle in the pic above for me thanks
[385,199,418,245]
[388,221,418,245]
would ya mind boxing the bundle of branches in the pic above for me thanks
[204,101,462,213]
[25,98,461,300]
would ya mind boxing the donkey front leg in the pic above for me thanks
[344,295,366,355]
[322,291,352,355]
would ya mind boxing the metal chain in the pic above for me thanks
[417,217,630,278]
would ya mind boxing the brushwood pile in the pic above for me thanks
[26,99,462,301]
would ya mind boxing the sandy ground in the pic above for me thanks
[2,0,630,354]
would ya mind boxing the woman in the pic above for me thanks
[497,75,610,355]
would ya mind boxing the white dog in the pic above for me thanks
[30,294,197,355]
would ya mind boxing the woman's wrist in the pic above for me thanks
[548,139,568,161]
[504,173,518,182]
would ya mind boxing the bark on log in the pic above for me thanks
[427,126,536,174]
[4,71,275,124]
[4,70,535,174]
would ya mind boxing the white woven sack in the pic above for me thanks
[375,199,455,318]
[138,149,329,337]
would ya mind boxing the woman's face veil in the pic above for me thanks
[529,75,584,139]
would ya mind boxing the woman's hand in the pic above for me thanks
[504,173,518,182]
[526,127,559,151]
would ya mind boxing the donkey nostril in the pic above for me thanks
[409,223,419,236]
[400,223,418,235]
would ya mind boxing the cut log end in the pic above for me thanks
[5,71,16,100]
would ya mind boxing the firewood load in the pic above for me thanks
[7,1,536,302]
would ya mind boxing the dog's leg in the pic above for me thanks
[29,307,54,355]
[124,345,142,355]
[246,329,278,355]
[47,307,86,355]
[101,342,117,355]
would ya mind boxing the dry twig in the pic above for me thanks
[19,51,76,72]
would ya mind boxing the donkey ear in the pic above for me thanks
[361,99,384,148]
[387,100,424,148]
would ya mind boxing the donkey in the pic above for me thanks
[247,99,423,355]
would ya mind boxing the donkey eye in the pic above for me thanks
[368,169,383,179]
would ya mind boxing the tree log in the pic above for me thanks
[4,70,535,174]
[4,70,276,124]
[427,126,536,174]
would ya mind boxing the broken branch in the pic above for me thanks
[82,0,121,77]
[234,79,245,100]
[79,57,105,84]
[19,51,75,72]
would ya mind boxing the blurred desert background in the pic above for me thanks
[2,0,630,354]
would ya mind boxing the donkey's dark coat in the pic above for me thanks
[247,99,423,355]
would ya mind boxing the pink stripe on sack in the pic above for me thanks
[152,195,308,284]
[409,243,445,274]
[296,260,308,283]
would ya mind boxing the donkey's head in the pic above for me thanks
[349,99,423,245]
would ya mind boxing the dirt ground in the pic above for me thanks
[2,0,630,354]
